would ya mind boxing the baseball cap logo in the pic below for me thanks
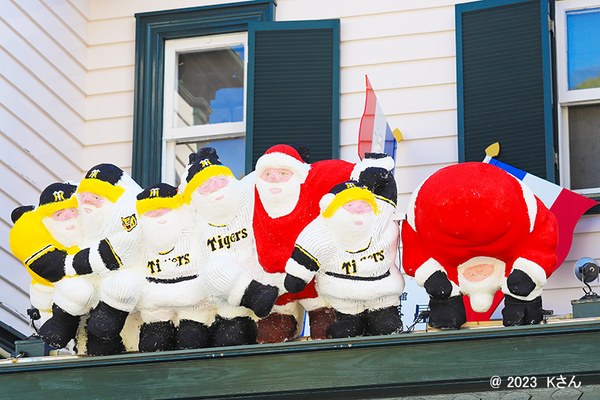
[149,188,160,198]
[200,159,212,169]
[89,169,101,179]
[52,190,65,202]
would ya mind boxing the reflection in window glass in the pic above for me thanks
[568,104,600,190]
[175,138,246,186]
[567,7,600,90]
[175,44,245,127]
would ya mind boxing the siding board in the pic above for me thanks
[0,19,85,117]
[341,58,456,94]
[0,135,61,192]
[340,84,456,120]
[89,17,135,46]
[340,6,455,41]
[2,0,86,90]
[42,0,90,43]
[88,41,135,70]
[0,106,82,182]
[87,67,135,96]
[0,76,84,167]
[14,0,87,65]
[0,48,85,138]
[341,31,455,67]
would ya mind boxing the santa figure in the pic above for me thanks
[253,144,394,342]
[402,162,559,329]
[10,182,93,349]
[180,147,279,347]
[284,171,404,338]
[66,163,144,355]
[134,183,216,351]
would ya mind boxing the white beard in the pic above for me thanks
[457,257,505,313]
[191,180,240,225]
[256,176,301,218]
[42,216,83,248]
[140,210,184,254]
[325,207,376,252]
[79,200,116,244]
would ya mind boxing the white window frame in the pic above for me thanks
[162,32,248,185]
[556,0,600,194]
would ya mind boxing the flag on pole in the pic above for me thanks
[483,142,598,270]
[358,76,402,161]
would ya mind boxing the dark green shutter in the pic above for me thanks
[246,20,340,172]
[456,0,556,181]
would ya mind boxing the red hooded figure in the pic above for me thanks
[253,144,395,342]
[402,162,558,329]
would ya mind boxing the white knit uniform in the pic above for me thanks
[138,227,215,324]
[195,175,267,319]
[57,185,144,317]
[286,198,404,315]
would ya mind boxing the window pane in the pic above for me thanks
[566,7,600,90]
[175,137,246,186]
[569,104,600,190]
[175,45,245,127]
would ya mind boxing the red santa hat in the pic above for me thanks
[255,145,311,184]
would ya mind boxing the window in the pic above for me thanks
[455,0,557,182]
[163,33,248,185]
[556,0,600,197]
[132,1,340,188]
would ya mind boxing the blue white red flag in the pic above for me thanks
[483,143,597,269]
[358,76,402,161]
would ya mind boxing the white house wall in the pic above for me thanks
[0,0,90,335]
[0,0,598,336]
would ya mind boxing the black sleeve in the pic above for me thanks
[98,239,123,271]
[291,245,320,273]
[27,247,67,283]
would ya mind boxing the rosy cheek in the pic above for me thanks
[52,208,78,221]
[93,198,104,208]
[260,170,274,183]
[278,172,292,183]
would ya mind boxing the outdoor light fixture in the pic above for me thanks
[574,257,600,300]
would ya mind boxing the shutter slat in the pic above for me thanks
[247,21,340,170]
[457,0,555,180]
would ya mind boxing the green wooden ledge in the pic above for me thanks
[2,319,600,399]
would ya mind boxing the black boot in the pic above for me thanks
[365,306,403,336]
[139,321,176,352]
[86,301,129,340]
[38,304,80,349]
[176,319,212,350]
[86,333,126,356]
[213,316,258,347]
[329,311,365,338]
[523,296,544,325]
[503,295,543,326]
[428,295,467,329]
[240,280,279,318]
